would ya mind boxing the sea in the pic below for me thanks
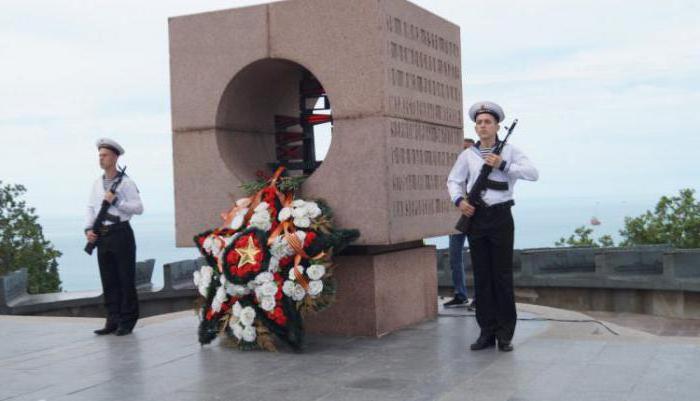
[39,196,658,292]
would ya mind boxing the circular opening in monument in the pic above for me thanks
[215,58,333,181]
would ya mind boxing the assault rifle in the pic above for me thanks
[84,166,127,255]
[455,120,517,233]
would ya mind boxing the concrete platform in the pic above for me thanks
[2,302,700,401]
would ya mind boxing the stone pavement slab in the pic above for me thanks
[1,302,699,401]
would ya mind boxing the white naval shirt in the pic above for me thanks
[84,174,144,230]
[446,143,539,207]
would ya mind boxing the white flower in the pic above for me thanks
[202,236,214,253]
[193,265,214,297]
[232,301,242,317]
[292,284,306,301]
[260,281,278,297]
[195,278,208,297]
[288,265,304,281]
[306,264,326,280]
[293,216,311,228]
[291,207,307,219]
[299,203,313,216]
[295,230,307,243]
[242,325,256,342]
[270,236,290,258]
[249,211,271,231]
[215,284,227,301]
[308,280,323,297]
[282,280,295,296]
[250,211,267,223]
[211,286,227,312]
[210,237,225,257]
[254,202,269,212]
[201,265,214,277]
[269,256,280,272]
[226,283,249,297]
[255,272,274,284]
[211,299,223,315]
[255,219,272,231]
[306,202,322,218]
[230,210,247,230]
[291,199,306,208]
[240,306,256,326]
[260,296,276,311]
[235,198,252,208]
[232,322,243,339]
[278,207,292,221]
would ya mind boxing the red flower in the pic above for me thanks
[278,256,292,268]
[304,231,317,248]
[226,250,239,266]
[267,306,287,326]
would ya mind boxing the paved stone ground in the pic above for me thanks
[585,310,700,337]
[2,301,700,401]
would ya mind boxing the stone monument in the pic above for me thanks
[169,0,463,336]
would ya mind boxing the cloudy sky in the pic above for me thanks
[1,0,698,218]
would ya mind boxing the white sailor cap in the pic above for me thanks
[468,101,505,123]
[96,138,125,156]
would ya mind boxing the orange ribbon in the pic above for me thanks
[220,167,287,229]
[292,257,309,291]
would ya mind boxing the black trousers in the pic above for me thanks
[467,204,516,342]
[96,223,139,329]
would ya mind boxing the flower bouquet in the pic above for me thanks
[192,168,359,351]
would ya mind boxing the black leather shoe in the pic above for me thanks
[115,326,133,336]
[470,335,496,351]
[443,296,467,307]
[94,325,118,335]
[498,340,514,352]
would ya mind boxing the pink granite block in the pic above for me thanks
[304,246,437,337]
[170,0,464,246]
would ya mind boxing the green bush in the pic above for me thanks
[556,188,699,249]
[0,181,62,293]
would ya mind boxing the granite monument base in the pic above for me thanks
[304,245,437,337]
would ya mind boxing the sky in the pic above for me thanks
[1,0,699,219]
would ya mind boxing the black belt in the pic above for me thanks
[98,221,130,236]
[485,179,509,191]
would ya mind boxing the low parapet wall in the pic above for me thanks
[0,258,206,318]
[437,245,700,318]
[3,246,700,319]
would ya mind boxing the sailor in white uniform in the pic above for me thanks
[446,101,538,352]
[85,138,143,336]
